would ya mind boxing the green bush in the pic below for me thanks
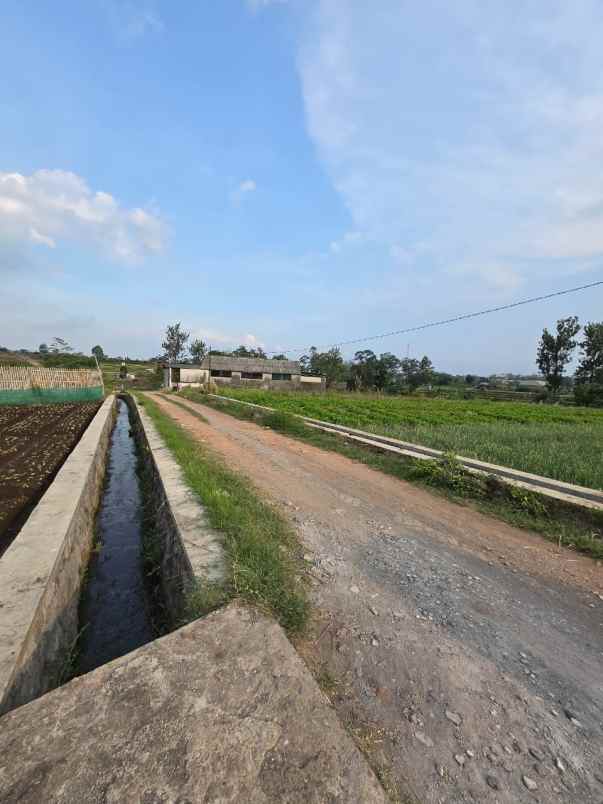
[574,383,603,407]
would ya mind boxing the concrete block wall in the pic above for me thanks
[0,396,116,716]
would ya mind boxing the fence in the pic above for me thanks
[0,366,104,405]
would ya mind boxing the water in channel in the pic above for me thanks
[77,398,153,675]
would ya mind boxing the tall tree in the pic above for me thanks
[161,322,190,364]
[351,350,378,390]
[91,345,105,361]
[189,338,208,364]
[38,343,49,355]
[536,316,580,393]
[418,355,434,386]
[375,352,402,392]
[50,337,73,354]
[575,321,603,384]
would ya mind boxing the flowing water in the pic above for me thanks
[77,398,153,674]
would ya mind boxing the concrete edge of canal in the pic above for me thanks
[0,395,117,716]
[0,393,226,717]
[0,395,389,802]
[128,394,226,623]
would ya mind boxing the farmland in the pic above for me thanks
[0,402,100,554]
[100,360,161,393]
[212,389,603,490]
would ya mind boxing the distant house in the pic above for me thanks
[163,355,325,392]
[516,379,547,391]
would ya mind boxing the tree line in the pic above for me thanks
[159,323,439,392]
[156,319,603,405]
[299,346,438,392]
[536,317,603,404]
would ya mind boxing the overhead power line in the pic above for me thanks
[278,278,603,354]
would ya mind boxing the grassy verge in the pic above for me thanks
[209,388,603,489]
[180,390,603,560]
[136,392,308,632]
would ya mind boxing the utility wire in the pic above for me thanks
[275,278,603,354]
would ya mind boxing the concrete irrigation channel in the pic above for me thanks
[0,394,383,802]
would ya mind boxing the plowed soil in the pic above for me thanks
[0,402,100,555]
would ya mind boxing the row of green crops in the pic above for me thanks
[215,389,603,490]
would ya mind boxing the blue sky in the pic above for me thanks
[1,0,602,373]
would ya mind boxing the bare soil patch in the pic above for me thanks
[0,402,100,554]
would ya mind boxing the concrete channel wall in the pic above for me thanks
[127,395,225,625]
[0,395,116,716]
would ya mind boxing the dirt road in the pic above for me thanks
[149,393,603,803]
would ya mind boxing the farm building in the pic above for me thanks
[163,356,325,391]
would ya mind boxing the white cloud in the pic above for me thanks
[231,178,257,204]
[451,262,523,293]
[299,1,603,291]
[183,327,265,352]
[0,169,166,264]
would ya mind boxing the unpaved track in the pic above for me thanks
[148,393,603,803]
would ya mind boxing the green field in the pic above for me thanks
[100,360,161,392]
[215,389,603,490]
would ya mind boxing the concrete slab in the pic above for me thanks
[0,604,385,803]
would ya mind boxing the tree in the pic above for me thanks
[50,337,73,354]
[536,316,580,393]
[91,345,105,361]
[189,338,208,364]
[575,322,603,384]
[400,355,434,391]
[375,353,401,392]
[350,350,378,390]
[161,322,190,364]
[465,374,475,386]
[300,346,345,388]
[272,353,288,360]
[38,343,49,355]
[231,344,268,359]
[418,356,434,387]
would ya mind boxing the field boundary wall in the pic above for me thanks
[0,366,103,405]
[0,396,116,716]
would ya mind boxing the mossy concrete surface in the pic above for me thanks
[0,603,386,803]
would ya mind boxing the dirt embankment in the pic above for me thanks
[149,392,603,804]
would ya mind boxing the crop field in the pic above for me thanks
[100,361,160,393]
[0,402,100,554]
[214,389,603,490]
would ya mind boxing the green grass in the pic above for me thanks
[102,361,161,394]
[209,389,603,490]
[137,392,308,631]
[181,390,603,560]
